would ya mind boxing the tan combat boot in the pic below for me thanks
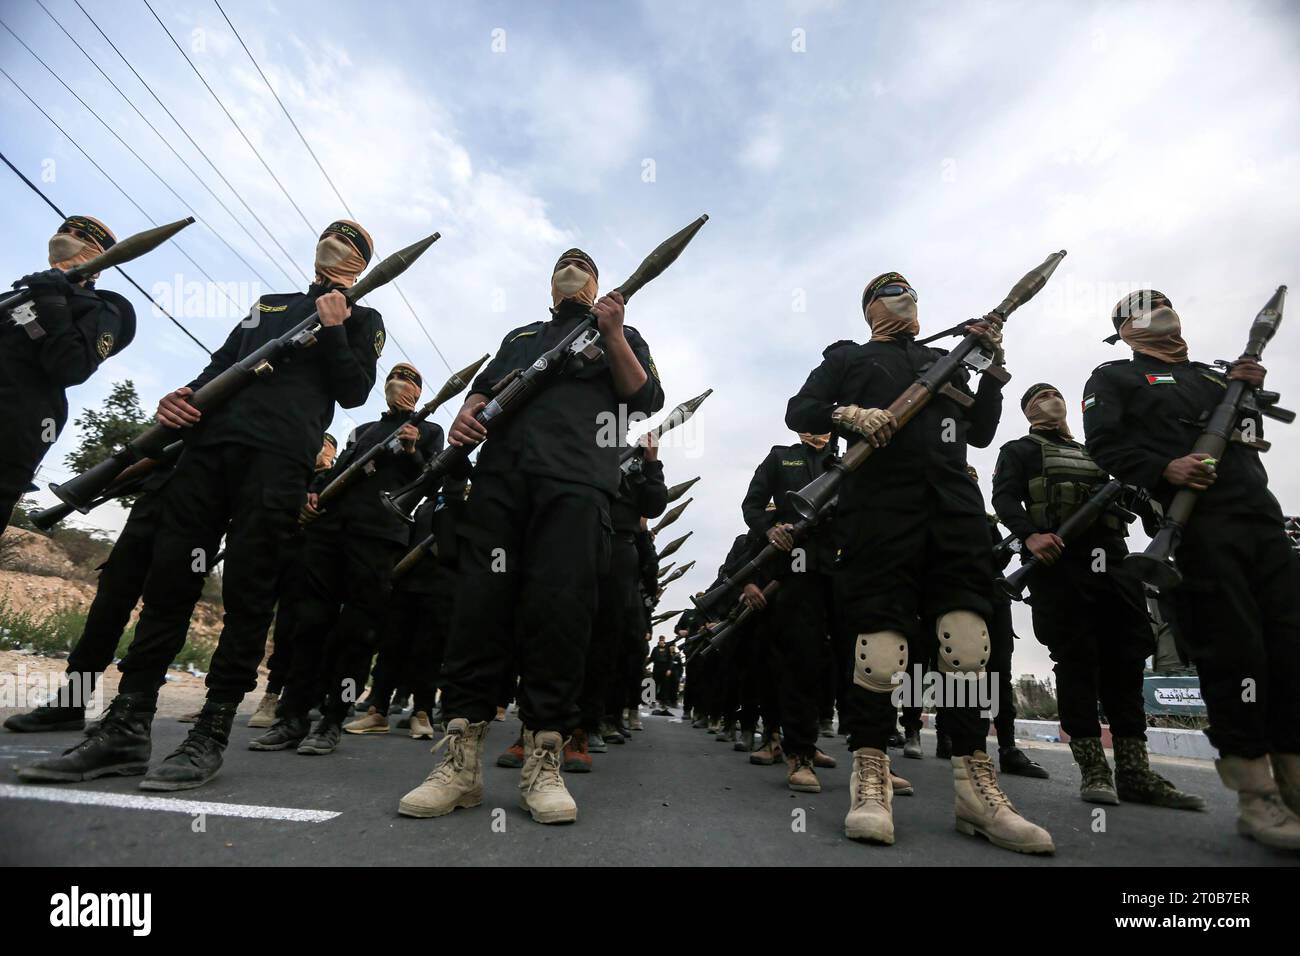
[953,751,1055,854]
[844,747,894,845]
[1270,753,1300,817]
[891,770,915,796]
[246,691,279,729]
[344,706,390,735]
[786,753,821,793]
[1217,755,1300,850]
[408,711,435,740]
[397,718,488,818]
[519,730,578,824]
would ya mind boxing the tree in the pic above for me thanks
[63,381,151,504]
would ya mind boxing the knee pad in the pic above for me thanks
[936,610,990,674]
[853,631,908,694]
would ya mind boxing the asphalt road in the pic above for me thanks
[1,712,1293,867]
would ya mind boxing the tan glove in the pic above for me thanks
[832,405,897,448]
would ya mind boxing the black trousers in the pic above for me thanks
[371,565,456,716]
[1028,556,1151,740]
[581,532,638,729]
[264,531,307,696]
[65,492,160,680]
[833,506,994,756]
[737,614,780,731]
[987,597,1017,749]
[278,525,402,721]
[1172,514,1300,758]
[767,571,834,757]
[117,444,306,702]
[439,470,610,732]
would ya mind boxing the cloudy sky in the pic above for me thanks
[3,0,1298,680]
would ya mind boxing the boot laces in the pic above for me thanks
[854,753,887,803]
[523,741,565,794]
[424,730,466,782]
[970,755,1014,810]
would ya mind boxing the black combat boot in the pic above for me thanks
[5,703,87,733]
[297,716,343,755]
[17,692,154,782]
[248,712,311,751]
[139,700,237,791]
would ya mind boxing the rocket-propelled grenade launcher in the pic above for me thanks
[50,232,441,511]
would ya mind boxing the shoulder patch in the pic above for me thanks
[648,355,660,382]
[1082,394,1097,412]
[509,329,539,343]
[95,331,114,360]
[374,329,385,357]
[256,302,289,313]
[781,458,806,467]
[1145,372,1176,386]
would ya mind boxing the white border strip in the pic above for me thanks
[0,784,340,822]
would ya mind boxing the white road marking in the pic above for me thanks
[0,784,340,822]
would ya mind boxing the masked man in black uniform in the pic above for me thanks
[398,248,662,825]
[20,220,382,791]
[1084,290,1300,849]
[786,271,1053,854]
[995,383,1201,808]
[740,431,841,793]
[249,362,441,756]
[2,215,136,533]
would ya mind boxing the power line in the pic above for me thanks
[0,14,276,292]
[72,0,311,288]
[212,0,455,375]
[35,0,301,290]
[0,63,241,314]
[142,0,317,236]
[0,149,212,355]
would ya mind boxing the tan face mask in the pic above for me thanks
[1024,391,1073,439]
[799,432,831,450]
[385,377,421,413]
[48,234,94,269]
[551,264,598,308]
[866,294,920,342]
[1119,305,1188,364]
[315,443,337,472]
[314,235,367,289]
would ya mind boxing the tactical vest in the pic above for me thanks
[1025,434,1124,533]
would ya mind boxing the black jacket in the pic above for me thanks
[1083,354,1281,520]
[1,282,135,477]
[186,286,382,468]
[785,336,1004,517]
[311,411,442,544]
[470,302,664,496]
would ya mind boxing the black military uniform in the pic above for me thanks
[1084,354,1300,759]
[1,267,135,532]
[994,426,1152,743]
[3,458,173,733]
[369,476,469,726]
[18,285,383,789]
[785,336,1005,756]
[438,298,662,734]
[582,450,667,743]
[260,410,442,750]
[740,438,839,762]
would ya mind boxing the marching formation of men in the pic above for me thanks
[4,210,1299,857]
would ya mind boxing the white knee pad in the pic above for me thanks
[853,631,908,694]
[936,610,990,674]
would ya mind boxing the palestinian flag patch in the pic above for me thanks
[1082,394,1096,412]
[1146,373,1176,385]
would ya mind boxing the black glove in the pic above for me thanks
[14,268,74,299]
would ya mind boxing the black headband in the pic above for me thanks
[321,221,372,264]
[59,215,115,250]
[861,271,910,311]
[555,247,597,279]
[1020,382,1057,409]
